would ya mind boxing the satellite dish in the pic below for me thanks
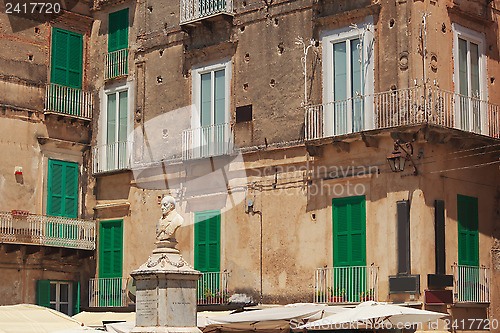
[127,278,136,302]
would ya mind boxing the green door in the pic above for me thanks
[195,210,221,302]
[332,196,366,302]
[46,159,78,245]
[99,220,123,306]
[457,194,479,301]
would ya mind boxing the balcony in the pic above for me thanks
[89,277,128,307]
[92,141,131,174]
[180,0,233,25]
[45,83,93,120]
[305,86,500,141]
[197,271,230,305]
[0,211,95,250]
[182,122,233,160]
[314,266,379,304]
[105,48,128,80]
[453,264,490,303]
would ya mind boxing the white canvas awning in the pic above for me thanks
[72,311,136,328]
[298,301,449,330]
[203,303,348,331]
[0,304,92,333]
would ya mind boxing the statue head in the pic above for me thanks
[161,195,176,216]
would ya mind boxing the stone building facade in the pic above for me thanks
[1,0,500,329]
[0,2,97,315]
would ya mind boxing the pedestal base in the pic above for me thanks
[131,240,202,331]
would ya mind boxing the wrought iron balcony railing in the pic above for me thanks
[453,264,490,303]
[314,266,379,304]
[45,83,93,120]
[92,141,132,174]
[180,0,233,24]
[182,122,233,160]
[197,271,230,305]
[105,48,128,80]
[305,86,500,141]
[0,211,95,250]
[89,277,128,307]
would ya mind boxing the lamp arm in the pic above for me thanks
[396,141,418,175]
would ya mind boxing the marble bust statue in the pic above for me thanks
[156,195,184,242]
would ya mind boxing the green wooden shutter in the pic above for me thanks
[195,211,221,273]
[108,9,129,52]
[51,28,83,89]
[72,281,80,315]
[332,196,366,267]
[457,195,479,266]
[37,280,51,308]
[47,160,78,218]
[99,220,123,278]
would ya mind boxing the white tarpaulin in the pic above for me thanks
[0,304,87,333]
[73,312,136,328]
[203,303,348,331]
[298,301,449,330]
[106,321,135,333]
[72,311,232,332]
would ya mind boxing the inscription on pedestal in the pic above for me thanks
[166,279,197,327]
[136,280,158,326]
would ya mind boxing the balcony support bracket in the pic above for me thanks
[361,132,379,148]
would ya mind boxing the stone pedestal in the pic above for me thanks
[131,240,202,333]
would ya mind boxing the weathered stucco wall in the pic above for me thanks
[0,2,96,308]
[87,0,500,328]
[103,131,499,312]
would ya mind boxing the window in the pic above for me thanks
[321,18,374,136]
[37,280,79,315]
[95,84,131,173]
[189,60,231,158]
[47,159,78,218]
[457,195,479,266]
[51,28,83,89]
[194,210,221,272]
[106,87,129,170]
[452,24,486,134]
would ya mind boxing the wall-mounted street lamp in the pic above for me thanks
[387,140,418,175]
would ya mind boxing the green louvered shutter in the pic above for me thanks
[99,220,123,278]
[108,9,129,52]
[99,220,123,307]
[332,196,366,302]
[47,160,78,218]
[457,195,479,266]
[72,281,80,314]
[37,280,51,308]
[51,28,83,89]
[332,196,366,266]
[195,211,221,273]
